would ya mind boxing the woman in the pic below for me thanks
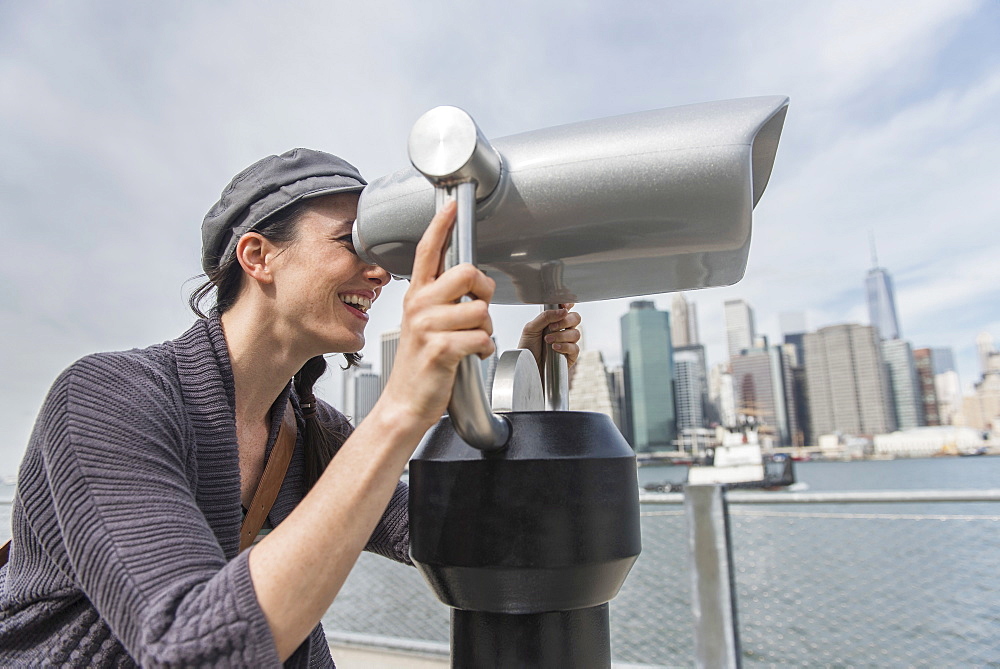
[0,149,581,666]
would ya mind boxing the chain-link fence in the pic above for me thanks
[323,492,1000,667]
[2,492,998,666]
[729,505,1000,666]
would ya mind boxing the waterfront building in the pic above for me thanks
[932,347,962,425]
[976,332,995,376]
[730,349,773,437]
[730,345,797,447]
[724,299,756,359]
[343,362,380,426]
[935,371,962,425]
[708,362,737,428]
[912,348,941,426]
[781,341,810,446]
[874,426,985,458]
[670,293,699,347]
[788,363,810,447]
[783,333,805,368]
[673,348,705,432]
[804,324,895,437]
[959,345,1000,431]
[882,339,925,430]
[379,328,400,394]
[620,300,676,452]
[770,345,800,446]
[779,315,811,446]
[608,364,627,437]
[568,349,617,422]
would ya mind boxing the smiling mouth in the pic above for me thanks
[340,294,372,314]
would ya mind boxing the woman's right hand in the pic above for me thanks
[379,200,496,430]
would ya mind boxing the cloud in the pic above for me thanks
[1,1,998,471]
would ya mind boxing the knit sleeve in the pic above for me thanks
[28,354,282,668]
[315,401,412,566]
[365,480,411,565]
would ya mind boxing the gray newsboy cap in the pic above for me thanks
[201,148,367,274]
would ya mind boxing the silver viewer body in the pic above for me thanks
[354,96,789,305]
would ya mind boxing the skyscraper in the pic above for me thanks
[568,350,617,422]
[912,348,941,426]
[708,363,737,428]
[670,293,699,347]
[782,343,811,447]
[608,364,627,437]
[780,311,807,367]
[976,332,996,376]
[620,300,676,452]
[343,362,380,426]
[730,345,797,447]
[962,341,1000,430]
[673,348,705,432]
[865,241,901,340]
[804,324,895,437]
[932,347,961,426]
[769,345,799,447]
[882,339,925,430]
[724,299,756,359]
[379,328,400,394]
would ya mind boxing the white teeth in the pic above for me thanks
[340,294,372,313]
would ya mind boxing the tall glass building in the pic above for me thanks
[620,301,676,452]
[882,338,925,430]
[673,348,705,432]
[724,299,756,359]
[866,266,901,340]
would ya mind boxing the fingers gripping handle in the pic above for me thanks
[410,106,508,450]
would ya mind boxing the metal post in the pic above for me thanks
[685,484,741,668]
[541,303,568,411]
[437,182,509,450]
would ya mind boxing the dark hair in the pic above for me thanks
[188,200,361,491]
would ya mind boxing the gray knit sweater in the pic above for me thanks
[0,316,411,667]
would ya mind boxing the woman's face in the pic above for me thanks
[269,193,390,357]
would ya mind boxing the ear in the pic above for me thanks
[234,232,281,285]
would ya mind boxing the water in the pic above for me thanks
[639,454,1000,492]
[2,457,999,665]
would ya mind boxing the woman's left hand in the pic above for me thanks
[518,303,582,373]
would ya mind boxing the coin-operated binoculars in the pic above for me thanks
[355,96,788,667]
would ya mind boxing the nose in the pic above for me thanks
[365,262,391,287]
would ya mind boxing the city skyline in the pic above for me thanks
[2,2,998,471]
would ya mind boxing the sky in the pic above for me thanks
[2,1,998,474]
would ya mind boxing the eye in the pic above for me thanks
[335,233,358,256]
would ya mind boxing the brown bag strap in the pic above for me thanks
[0,539,9,567]
[240,400,297,552]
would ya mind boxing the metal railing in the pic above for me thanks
[3,489,999,666]
[321,487,1000,667]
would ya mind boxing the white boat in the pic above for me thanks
[687,429,795,489]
